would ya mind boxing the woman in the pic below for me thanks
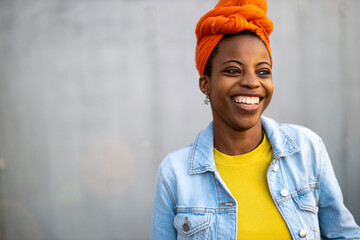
[151,0,360,239]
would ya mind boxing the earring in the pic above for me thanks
[204,92,210,105]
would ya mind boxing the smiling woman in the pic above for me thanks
[199,32,274,155]
[151,0,360,239]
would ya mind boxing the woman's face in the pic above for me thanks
[200,34,273,132]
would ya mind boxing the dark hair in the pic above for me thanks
[203,30,263,77]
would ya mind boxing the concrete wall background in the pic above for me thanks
[0,0,359,239]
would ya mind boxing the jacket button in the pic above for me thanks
[299,229,307,238]
[183,217,190,232]
[280,189,289,197]
[272,164,279,172]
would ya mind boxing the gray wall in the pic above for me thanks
[0,0,359,239]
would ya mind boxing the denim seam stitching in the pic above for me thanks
[212,172,220,240]
[216,211,220,240]
[189,135,199,174]
[174,208,236,214]
[160,171,175,207]
[317,137,325,202]
[212,172,221,209]
[275,187,319,209]
[278,157,290,198]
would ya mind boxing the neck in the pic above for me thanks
[213,120,263,156]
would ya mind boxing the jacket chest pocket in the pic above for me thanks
[293,189,320,239]
[173,212,212,240]
[293,191,318,215]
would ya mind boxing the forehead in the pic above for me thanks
[215,35,271,63]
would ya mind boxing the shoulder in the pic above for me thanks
[263,116,324,147]
[280,124,327,156]
[263,116,329,182]
[157,122,214,179]
[157,144,193,180]
[279,122,322,143]
[262,116,328,164]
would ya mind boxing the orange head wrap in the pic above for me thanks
[195,0,274,75]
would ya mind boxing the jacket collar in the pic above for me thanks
[261,116,300,159]
[188,116,300,175]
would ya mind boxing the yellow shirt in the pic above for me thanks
[214,134,292,240]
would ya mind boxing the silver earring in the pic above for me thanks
[204,92,210,105]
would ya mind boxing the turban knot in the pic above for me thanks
[195,0,273,75]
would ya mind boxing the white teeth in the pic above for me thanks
[233,96,260,105]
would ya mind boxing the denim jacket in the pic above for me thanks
[151,116,360,239]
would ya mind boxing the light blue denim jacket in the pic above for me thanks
[151,116,360,239]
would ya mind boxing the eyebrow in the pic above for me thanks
[256,61,271,67]
[221,60,271,67]
[221,60,243,66]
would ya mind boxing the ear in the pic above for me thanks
[199,75,210,94]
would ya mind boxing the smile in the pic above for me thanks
[232,96,260,105]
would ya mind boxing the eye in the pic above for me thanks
[224,68,241,75]
[257,69,271,77]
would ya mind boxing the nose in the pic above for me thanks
[239,72,260,89]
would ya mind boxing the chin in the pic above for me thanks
[230,115,262,131]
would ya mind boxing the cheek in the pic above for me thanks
[265,79,274,96]
[264,82,274,105]
[209,77,228,96]
[259,79,273,103]
[268,85,274,98]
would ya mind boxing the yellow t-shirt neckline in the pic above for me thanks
[214,133,268,166]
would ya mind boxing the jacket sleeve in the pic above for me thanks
[317,138,360,239]
[151,165,177,240]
